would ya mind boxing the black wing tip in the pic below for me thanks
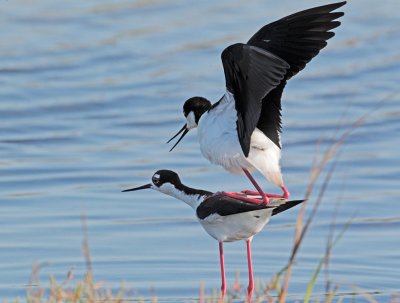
[310,1,347,13]
[325,1,347,8]
[329,11,345,20]
[331,1,347,9]
[284,1,347,24]
[285,1,347,22]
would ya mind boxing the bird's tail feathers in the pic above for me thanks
[271,199,306,216]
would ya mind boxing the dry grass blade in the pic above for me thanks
[279,152,339,303]
[324,286,339,303]
[277,90,399,303]
[303,217,352,303]
[349,285,380,303]
[81,212,92,274]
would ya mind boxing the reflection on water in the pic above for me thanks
[0,0,399,301]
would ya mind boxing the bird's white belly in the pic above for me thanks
[199,209,272,242]
[247,128,283,187]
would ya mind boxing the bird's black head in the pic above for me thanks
[122,169,182,193]
[151,169,182,188]
[167,96,211,152]
[183,97,212,126]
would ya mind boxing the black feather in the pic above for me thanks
[220,43,289,156]
[196,194,272,219]
[271,199,305,216]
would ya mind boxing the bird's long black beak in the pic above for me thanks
[167,124,188,152]
[122,183,151,192]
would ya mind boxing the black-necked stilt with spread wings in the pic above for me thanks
[167,2,346,205]
[122,169,305,299]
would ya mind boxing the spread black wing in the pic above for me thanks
[221,43,289,156]
[248,2,346,148]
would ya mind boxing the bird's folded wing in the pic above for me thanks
[196,193,273,219]
[221,43,289,156]
[196,194,305,219]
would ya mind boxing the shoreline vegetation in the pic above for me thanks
[9,94,399,303]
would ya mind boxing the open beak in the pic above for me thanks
[167,124,188,152]
[122,183,151,192]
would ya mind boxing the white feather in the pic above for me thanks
[200,209,272,242]
[186,111,197,130]
[247,128,283,187]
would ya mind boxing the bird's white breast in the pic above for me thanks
[197,92,250,175]
[199,209,272,242]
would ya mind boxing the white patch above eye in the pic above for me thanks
[186,111,197,130]
[153,174,160,179]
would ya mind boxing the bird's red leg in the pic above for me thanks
[242,185,290,199]
[281,185,290,199]
[246,239,254,302]
[217,169,271,205]
[219,241,227,298]
[242,168,269,205]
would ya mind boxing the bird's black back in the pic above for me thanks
[196,193,305,220]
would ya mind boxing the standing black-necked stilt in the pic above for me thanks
[122,169,305,300]
[167,2,346,205]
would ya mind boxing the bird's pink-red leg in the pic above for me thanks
[219,169,292,205]
[221,191,266,205]
[219,241,227,298]
[242,168,270,205]
[219,169,270,205]
[246,239,254,302]
[281,185,290,199]
[242,185,290,200]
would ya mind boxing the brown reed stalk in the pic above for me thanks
[277,94,386,303]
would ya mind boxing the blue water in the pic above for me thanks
[1,0,399,301]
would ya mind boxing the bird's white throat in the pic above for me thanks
[186,111,197,130]
[157,183,203,209]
